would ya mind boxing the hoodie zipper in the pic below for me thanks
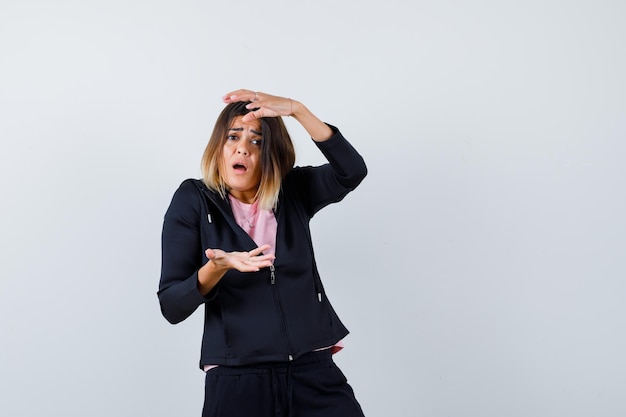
[269,264,293,360]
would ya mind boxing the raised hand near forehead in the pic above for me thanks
[223,89,295,121]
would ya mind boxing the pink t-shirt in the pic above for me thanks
[228,195,277,256]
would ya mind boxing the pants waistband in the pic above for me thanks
[208,349,333,375]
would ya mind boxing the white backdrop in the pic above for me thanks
[1,1,625,416]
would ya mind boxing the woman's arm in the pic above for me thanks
[159,181,275,322]
[290,127,368,216]
[158,181,208,324]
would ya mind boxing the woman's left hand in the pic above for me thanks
[222,88,333,141]
[222,89,295,121]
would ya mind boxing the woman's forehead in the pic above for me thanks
[229,115,261,132]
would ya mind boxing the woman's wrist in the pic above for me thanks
[197,261,227,295]
[291,101,333,142]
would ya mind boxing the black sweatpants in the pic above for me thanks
[202,350,365,417]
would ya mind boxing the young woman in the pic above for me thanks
[158,89,367,416]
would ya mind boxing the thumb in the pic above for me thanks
[205,248,215,259]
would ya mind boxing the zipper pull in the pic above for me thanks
[270,264,275,285]
[318,292,322,302]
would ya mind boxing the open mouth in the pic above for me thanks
[233,163,247,173]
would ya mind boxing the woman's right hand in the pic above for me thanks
[205,244,275,273]
[197,244,275,295]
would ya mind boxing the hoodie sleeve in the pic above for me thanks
[157,179,209,324]
[290,124,367,217]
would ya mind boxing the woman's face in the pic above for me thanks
[221,116,263,203]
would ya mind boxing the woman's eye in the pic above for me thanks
[251,139,262,146]
[227,135,238,141]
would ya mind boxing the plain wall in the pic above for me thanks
[1,1,625,416]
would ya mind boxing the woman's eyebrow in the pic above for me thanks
[229,127,262,136]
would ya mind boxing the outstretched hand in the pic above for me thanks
[223,89,295,121]
[205,244,275,273]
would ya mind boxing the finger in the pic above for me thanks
[247,259,274,271]
[251,254,275,263]
[249,244,271,256]
[223,89,256,103]
[234,259,271,272]
[241,109,263,122]
[222,89,247,100]
[243,106,282,121]
[232,264,261,273]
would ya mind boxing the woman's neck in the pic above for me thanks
[229,189,257,204]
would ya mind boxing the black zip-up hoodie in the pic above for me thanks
[158,126,367,368]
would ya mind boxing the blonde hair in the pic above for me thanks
[200,102,296,210]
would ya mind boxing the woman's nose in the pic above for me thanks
[236,143,249,155]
